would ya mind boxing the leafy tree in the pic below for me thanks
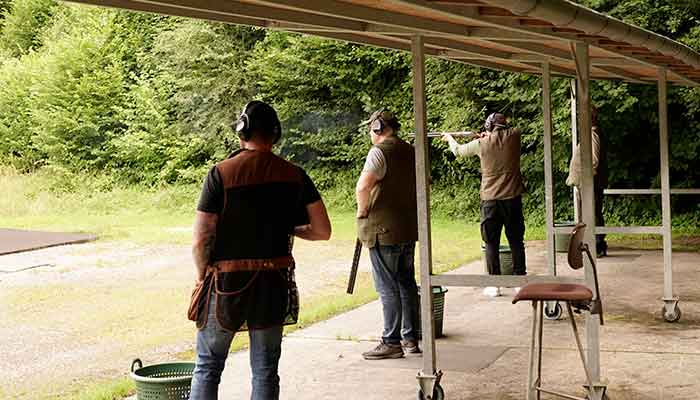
[0,0,59,57]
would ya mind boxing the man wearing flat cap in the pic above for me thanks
[356,109,421,360]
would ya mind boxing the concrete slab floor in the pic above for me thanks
[210,243,700,399]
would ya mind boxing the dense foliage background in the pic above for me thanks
[1,0,699,226]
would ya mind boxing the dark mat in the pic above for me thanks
[0,229,96,255]
[353,343,508,373]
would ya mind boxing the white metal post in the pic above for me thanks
[574,41,604,398]
[411,35,439,392]
[571,79,580,222]
[543,62,555,276]
[658,67,678,320]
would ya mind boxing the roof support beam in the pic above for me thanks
[466,27,548,41]
[493,40,648,82]
[597,66,648,84]
[390,0,569,41]
[419,37,513,59]
[523,62,575,77]
[72,0,271,26]
[248,0,471,36]
[450,58,534,74]
[104,0,369,30]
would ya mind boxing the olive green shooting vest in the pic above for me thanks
[357,136,418,248]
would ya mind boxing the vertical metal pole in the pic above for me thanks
[658,67,674,310]
[526,302,538,400]
[574,41,602,396]
[543,62,556,276]
[571,79,580,222]
[412,34,436,376]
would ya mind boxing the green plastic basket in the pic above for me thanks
[480,244,513,275]
[416,286,448,339]
[130,359,195,400]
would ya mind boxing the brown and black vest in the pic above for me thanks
[479,127,525,201]
[357,136,418,248]
[197,149,305,332]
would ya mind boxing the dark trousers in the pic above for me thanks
[576,184,607,253]
[480,196,527,276]
[594,181,607,253]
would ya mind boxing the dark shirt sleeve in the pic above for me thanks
[196,166,224,214]
[300,169,321,206]
[294,168,322,226]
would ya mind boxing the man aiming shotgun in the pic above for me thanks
[355,109,420,360]
[442,112,527,297]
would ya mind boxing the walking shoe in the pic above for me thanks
[401,339,422,354]
[362,342,404,360]
[482,286,501,297]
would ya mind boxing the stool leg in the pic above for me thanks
[565,302,596,399]
[526,301,538,400]
[536,300,544,400]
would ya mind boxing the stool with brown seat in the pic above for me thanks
[512,223,605,400]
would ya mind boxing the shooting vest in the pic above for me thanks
[189,149,303,332]
[479,127,525,201]
[357,136,418,248]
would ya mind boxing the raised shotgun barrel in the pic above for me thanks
[406,131,478,138]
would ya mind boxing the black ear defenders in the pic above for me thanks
[370,117,384,134]
[370,109,395,135]
[484,112,507,132]
[234,101,282,143]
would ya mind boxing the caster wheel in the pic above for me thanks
[544,302,563,320]
[662,304,681,323]
[417,384,444,400]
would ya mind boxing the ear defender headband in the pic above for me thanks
[234,101,282,143]
[370,109,396,135]
[484,112,507,132]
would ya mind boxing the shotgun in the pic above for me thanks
[346,238,362,294]
[407,131,478,138]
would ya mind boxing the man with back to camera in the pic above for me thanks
[188,100,331,400]
[356,109,421,360]
[441,113,527,297]
[566,106,608,257]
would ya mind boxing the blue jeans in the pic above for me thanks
[368,241,419,345]
[189,295,283,400]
